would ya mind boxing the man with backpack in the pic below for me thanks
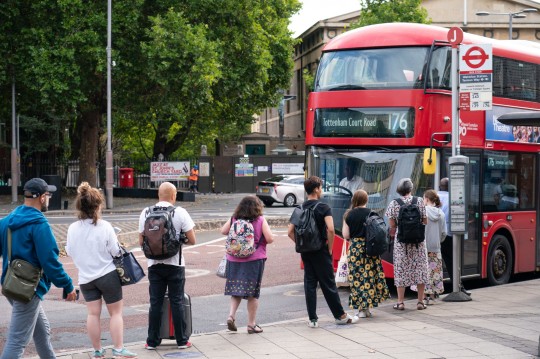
[287,176,354,328]
[385,178,429,311]
[138,182,196,350]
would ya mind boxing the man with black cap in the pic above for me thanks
[0,177,77,359]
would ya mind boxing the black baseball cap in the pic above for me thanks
[23,178,57,198]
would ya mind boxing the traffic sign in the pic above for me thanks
[459,44,493,111]
[447,27,463,46]
[463,46,489,69]
[459,44,492,72]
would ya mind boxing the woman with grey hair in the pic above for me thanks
[384,178,429,310]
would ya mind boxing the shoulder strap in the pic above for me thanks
[412,196,418,204]
[167,205,176,217]
[7,228,11,261]
[396,198,405,206]
[312,202,320,210]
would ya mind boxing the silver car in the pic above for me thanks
[256,175,305,207]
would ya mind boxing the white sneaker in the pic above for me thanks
[351,315,360,324]
[307,320,319,328]
[357,310,367,318]
[335,313,353,325]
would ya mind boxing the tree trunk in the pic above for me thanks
[79,109,100,187]
[152,120,191,159]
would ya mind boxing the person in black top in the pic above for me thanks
[288,176,354,328]
[343,190,389,321]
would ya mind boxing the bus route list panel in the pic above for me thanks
[450,164,467,233]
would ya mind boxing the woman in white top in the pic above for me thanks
[66,182,136,359]
[411,189,446,305]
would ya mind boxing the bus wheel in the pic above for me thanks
[487,235,513,286]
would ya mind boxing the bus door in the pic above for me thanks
[462,151,481,277]
[537,153,540,270]
[442,150,481,278]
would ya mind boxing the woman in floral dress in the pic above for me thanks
[385,178,429,311]
[343,190,389,320]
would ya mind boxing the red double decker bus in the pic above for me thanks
[306,22,540,285]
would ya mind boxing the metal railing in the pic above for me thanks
[0,158,195,190]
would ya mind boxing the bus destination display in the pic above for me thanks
[314,107,414,138]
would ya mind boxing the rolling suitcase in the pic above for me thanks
[160,292,192,339]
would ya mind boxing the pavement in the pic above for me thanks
[0,193,539,358]
[47,279,540,359]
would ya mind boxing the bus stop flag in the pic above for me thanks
[459,44,493,111]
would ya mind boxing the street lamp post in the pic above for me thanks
[105,0,114,208]
[476,8,537,40]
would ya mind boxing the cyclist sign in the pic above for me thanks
[459,44,492,111]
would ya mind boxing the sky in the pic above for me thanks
[289,0,361,37]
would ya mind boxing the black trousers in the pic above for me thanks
[301,248,346,321]
[147,264,187,347]
[441,235,453,282]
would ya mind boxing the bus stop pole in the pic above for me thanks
[451,45,460,295]
[444,37,471,302]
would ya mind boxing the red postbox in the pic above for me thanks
[119,168,134,188]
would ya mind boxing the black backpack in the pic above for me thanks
[294,202,324,253]
[364,211,389,256]
[395,197,425,245]
[142,206,180,260]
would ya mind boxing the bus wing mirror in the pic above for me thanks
[423,148,437,174]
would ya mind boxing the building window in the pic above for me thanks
[483,29,493,38]
[246,144,266,155]
[512,29,520,40]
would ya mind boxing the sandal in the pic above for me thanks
[247,324,263,334]
[393,302,405,311]
[227,317,237,332]
[417,301,427,310]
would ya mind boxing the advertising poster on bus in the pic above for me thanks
[485,106,540,143]
[150,161,190,181]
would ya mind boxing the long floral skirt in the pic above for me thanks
[347,237,390,310]
[411,251,444,295]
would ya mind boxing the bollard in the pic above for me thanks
[63,200,68,210]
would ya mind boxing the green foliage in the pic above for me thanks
[302,69,315,93]
[0,0,301,175]
[352,0,431,28]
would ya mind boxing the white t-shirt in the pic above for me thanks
[339,175,364,193]
[66,219,121,285]
[138,201,195,267]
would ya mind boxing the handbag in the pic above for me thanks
[1,229,42,303]
[216,254,227,278]
[335,240,349,287]
[113,247,145,286]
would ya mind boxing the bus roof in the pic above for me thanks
[323,23,540,63]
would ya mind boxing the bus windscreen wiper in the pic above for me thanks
[325,84,366,91]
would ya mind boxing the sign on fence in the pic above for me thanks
[272,163,304,175]
[150,161,190,182]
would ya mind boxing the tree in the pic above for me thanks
[0,0,301,186]
[125,0,301,160]
[352,0,431,28]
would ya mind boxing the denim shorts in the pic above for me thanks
[80,270,122,304]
